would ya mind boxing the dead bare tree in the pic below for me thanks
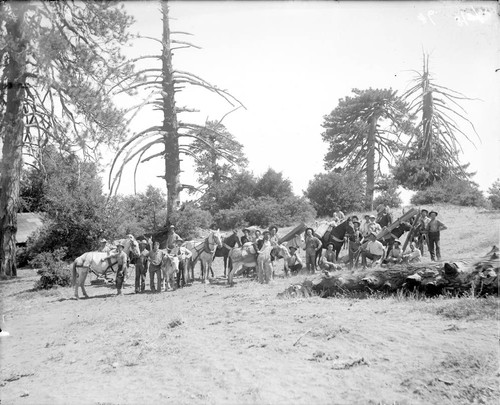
[108,2,245,220]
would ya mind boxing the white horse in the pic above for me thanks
[161,252,180,291]
[71,237,140,299]
[228,243,290,286]
[184,230,223,284]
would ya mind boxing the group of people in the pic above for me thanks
[96,226,191,295]
[94,206,448,295]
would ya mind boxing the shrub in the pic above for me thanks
[31,248,71,290]
[305,171,365,216]
[487,179,500,210]
[374,175,402,208]
[411,178,486,207]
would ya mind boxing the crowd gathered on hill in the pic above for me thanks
[91,203,447,296]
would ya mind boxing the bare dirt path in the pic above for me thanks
[1,264,498,405]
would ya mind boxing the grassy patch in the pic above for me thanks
[425,296,498,321]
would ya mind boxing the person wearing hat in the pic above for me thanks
[414,209,431,255]
[149,241,165,292]
[367,214,382,235]
[402,241,422,263]
[166,225,181,253]
[425,210,447,261]
[346,219,363,269]
[383,240,403,265]
[256,230,273,283]
[269,226,279,247]
[241,228,251,245]
[361,232,385,269]
[97,238,110,253]
[134,238,151,293]
[320,242,338,271]
[101,242,129,296]
[284,246,303,276]
[376,206,392,229]
[170,238,192,288]
[360,214,371,238]
[304,227,322,274]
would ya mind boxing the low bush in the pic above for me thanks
[31,248,71,290]
[487,179,500,210]
[411,178,485,207]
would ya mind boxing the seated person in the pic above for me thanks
[402,242,422,263]
[320,242,340,271]
[284,246,303,275]
[383,240,402,264]
[361,232,385,268]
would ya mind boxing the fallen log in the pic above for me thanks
[278,248,499,298]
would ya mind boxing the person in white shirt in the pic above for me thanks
[367,215,382,235]
[361,232,385,268]
[403,242,422,263]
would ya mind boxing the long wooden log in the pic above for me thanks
[278,249,499,298]
[375,208,418,240]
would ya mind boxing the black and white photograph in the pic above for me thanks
[1,1,499,404]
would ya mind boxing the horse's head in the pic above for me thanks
[275,244,291,259]
[162,253,179,273]
[211,229,223,248]
[127,237,141,258]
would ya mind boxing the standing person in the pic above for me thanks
[134,239,150,293]
[166,225,181,252]
[304,227,322,274]
[320,242,338,271]
[171,238,192,287]
[361,232,385,269]
[268,226,279,246]
[241,228,251,245]
[148,241,164,292]
[367,215,382,235]
[284,246,303,276]
[101,242,129,296]
[97,238,110,253]
[346,220,363,269]
[360,214,371,238]
[426,210,447,261]
[256,230,273,283]
[415,209,431,255]
[377,206,392,229]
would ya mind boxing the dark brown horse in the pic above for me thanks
[213,232,241,278]
[315,219,354,264]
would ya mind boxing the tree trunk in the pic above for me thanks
[0,4,28,278]
[278,252,499,298]
[161,2,181,220]
[365,114,377,209]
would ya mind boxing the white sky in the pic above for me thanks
[105,1,500,200]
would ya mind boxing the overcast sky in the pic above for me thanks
[106,1,500,200]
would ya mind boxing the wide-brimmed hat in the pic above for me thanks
[269,225,278,232]
[169,225,176,229]
[99,238,107,243]
[369,214,376,219]
[305,227,314,234]
[139,239,148,244]
[289,246,298,251]
[420,209,429,214]
[116,242,125,248]
[352,220,360,225]
[429,210,438,216]
[176,238,184,243]
[127,234,134,239]
[326,242,334,247]
[242,228,251,233]
[368,231,377,238]
[262,230,270,235]
[393,240,402,246]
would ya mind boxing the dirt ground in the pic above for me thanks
[1,257,498,405]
